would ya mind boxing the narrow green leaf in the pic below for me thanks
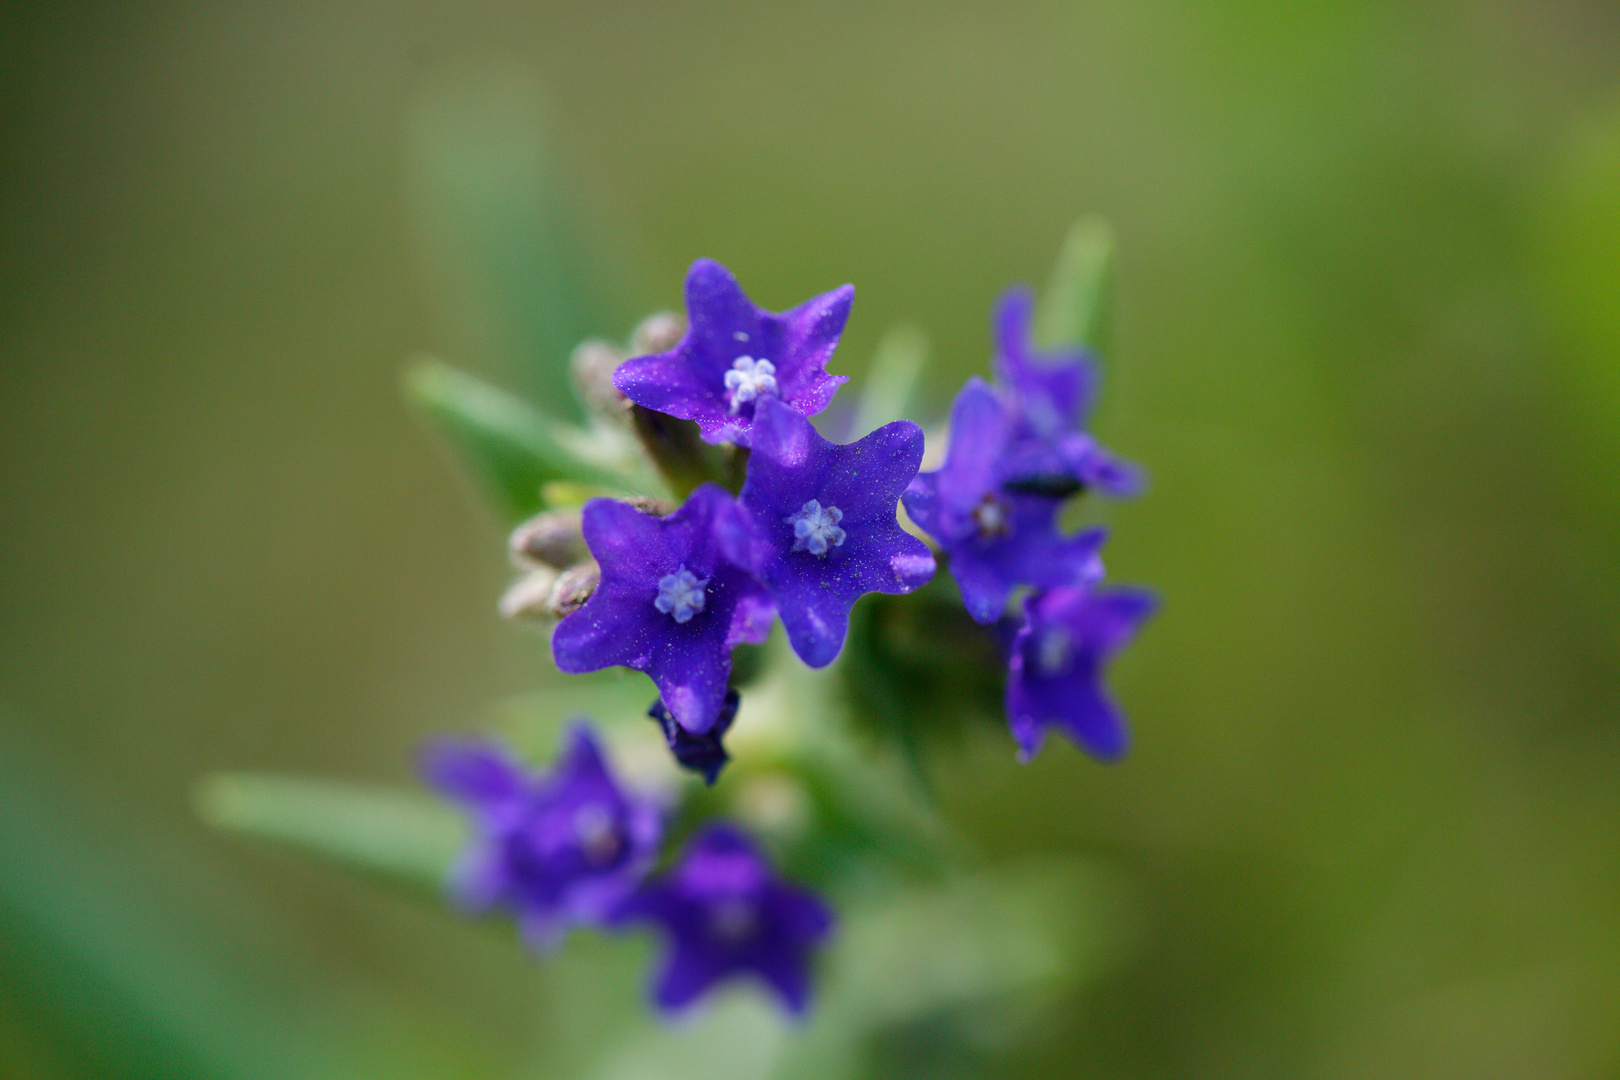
[0,722,359,1080]
[195,774,464,892]
[404,356,631,522]
[1034,215,1115,352]
[851,323,928,436]
[403,65,628,418]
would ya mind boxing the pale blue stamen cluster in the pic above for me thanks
[1036,628,1072,676]
[723,356,777,412]
[972,494,1011,537]
[706,897,761,944]
[572,802,622,865]
[654,566,709,623]
[786,499,846,556]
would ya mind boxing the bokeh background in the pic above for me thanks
[5,0,1620,1076]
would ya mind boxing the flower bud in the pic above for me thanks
[570,339,629,416]
[629,311,684,356]
[498,566,561,620]
[546,561,600,618]
[509,509,588,570]
[620,495,674,518]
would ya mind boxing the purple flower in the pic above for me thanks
[623,823,834,1017]
[648,689,740,786]
[902,378,1106,624]
[718,396,935,667]
[992,287,1141,497]
[420,726,662,948]
[552,486,776,735]
[1005,585,1156,762]
[613,260,853,447]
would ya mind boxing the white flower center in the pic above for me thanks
[707,898,759,944]
[571,802,621,865]
[1036,628,1072,676]
[654,566,708,623]
[972,494,1012,537]
[723,356,777,412]
[786,499,846,556]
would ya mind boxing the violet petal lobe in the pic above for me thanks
[552,485,775,734]
[1005,585,1156,762]
[612,259,852,447]
[418,738,528,816]
[992,285,1096,438]
[990,286,1145,496]
[624,822,834,1018]
[728,396,934,667]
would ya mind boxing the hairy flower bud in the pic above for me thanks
[571,339,630,416]
[498,566,561,620]
[629,311,685,356]
[546,561,600,618]
[621,495,674,517]
[509,509,588,570]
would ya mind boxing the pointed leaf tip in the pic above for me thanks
[1035,216,1115,353]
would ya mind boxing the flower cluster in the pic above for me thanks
[423,726,833,1016]
[551,260,936,759]
[903,285,1155,760]
[427,253,1155,1019]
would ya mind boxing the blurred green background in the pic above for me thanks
[4,0,1620,1076]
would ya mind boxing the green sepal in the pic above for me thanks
[1035,215,1115,352]
[195,773,465,893]
[404,357,634,523]
[841,576,1007,798]
[628,404,746,499]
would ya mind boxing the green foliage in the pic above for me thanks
[841,577,1008,795]
[403,356,633,522]
[0,726,357,1080]
[402,65,627,419]
[195,774,465,894]
[1034,215,1114,353]
[851,324,929,436]
[573,858,1127,1080]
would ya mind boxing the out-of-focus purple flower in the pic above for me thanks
[902,378,1105,624]
[648,688,740,786]
[719,397,934,667]
[613,260,853,447]
[1004,585,1156,762]
[552,486,775,735]
[992,287,1141,497]
[420,726,662,948]
[623,823,834,1017]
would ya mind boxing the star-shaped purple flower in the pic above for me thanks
[1005,585,1156,762]
[718,396,935,668]
[992,287,1141,497]
[612,260,853,447]
[902,377,1106,625]
[420,726,662,948]
[552,486,776,734]
[622,823,834,1017]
